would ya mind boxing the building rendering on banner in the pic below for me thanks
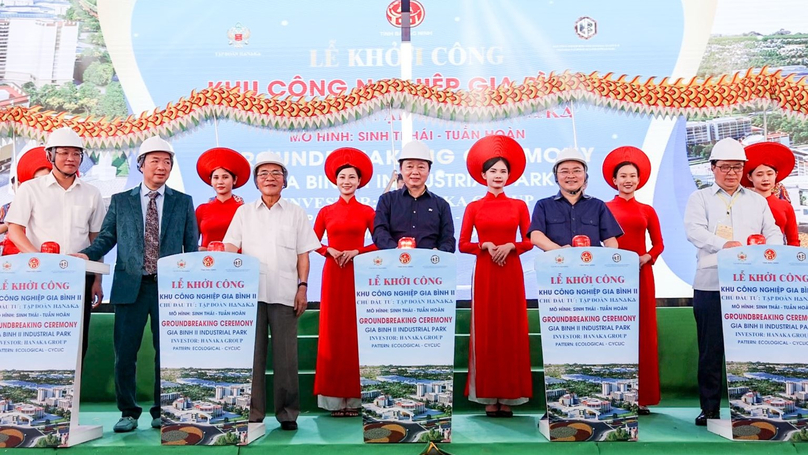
[546,377,639,420]
[0,0,78,88]
[728,376,808,420]
[160,381,252,424]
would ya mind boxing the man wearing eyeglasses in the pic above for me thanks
[223,151,320,432]
[5,127,106,361]
[528,147,622,250]
[683,137,782,427]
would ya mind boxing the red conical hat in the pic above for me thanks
[16,147,52,184]
[196,147,251,189]
[466,135,526,186]
[324,147,374,189]
[602,146,652,190]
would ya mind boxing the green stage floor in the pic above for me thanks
[37,404,802,455]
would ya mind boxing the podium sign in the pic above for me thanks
[354,249,456,444]
[0,254,102,447]
[534,248,640,442]
[713,245,808,442]
[157,252,263,445]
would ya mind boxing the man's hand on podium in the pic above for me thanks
[70,253,90,261]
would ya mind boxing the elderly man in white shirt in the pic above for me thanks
[6,128,106,361]
[684,137,782,427]
[224,151,320,432]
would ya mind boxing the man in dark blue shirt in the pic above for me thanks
[528,148,622,250]
[373,141,456,252]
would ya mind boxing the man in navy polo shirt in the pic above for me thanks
[373,140,456,252]
[529,148,622,250]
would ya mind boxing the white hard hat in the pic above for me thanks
[253,151,286,173]
[553,147,588,173]
[45,127,84,151]
[137,136,175,160]
[709,138,747,161]
[398,140,433,164]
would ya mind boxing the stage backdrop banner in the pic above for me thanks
[711,245,808,442]
[534,247,640,442]
[0,253,101,447]
[353,249,456,444]
[157,252,263,446]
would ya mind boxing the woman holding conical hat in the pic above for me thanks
[313,147,377,417]
[742,141,799,246]
[602,146,664,414]
[458,135,532,418]
[1,147,52,256]
[195,147,251,250]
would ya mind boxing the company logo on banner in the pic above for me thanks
[227,23,251,47]
[386,0,425,28]
[575,16,598,39]
[354,249,456,444]
[0,254,86,447]
[717,245,808,442]
[535,248,640,442]
[157,252,260,446]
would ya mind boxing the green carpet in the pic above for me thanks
[55,403,803,453]
[60,306,800,453]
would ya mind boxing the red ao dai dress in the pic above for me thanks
[313,196,377,409]
[605,196,664,406]
[459,192,533,404]
[195,195,244,247]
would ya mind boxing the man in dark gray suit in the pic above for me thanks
[76,136,198,433]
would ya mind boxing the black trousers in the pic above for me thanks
[113,279,161,419]
[692,290,724,412]
[80,275,94,362]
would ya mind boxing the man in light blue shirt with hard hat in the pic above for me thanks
[683,137,782,427]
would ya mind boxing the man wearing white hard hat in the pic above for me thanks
[223,151,320,431]
[373,140,456,251]
[528,147,622,250]
[76,136,199,433]
[5,128,106,360]
[683,137,781,426]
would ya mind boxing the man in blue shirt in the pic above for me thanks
[528,148,622,250]
[373,140,456,252]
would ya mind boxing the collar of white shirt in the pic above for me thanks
[253,197,287,211]
[44,171,84,191]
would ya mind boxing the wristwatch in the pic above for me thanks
[297,282,308,288]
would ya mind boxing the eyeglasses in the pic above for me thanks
[716,165,744,174]
[256,170,284,180]
[54,151,83,159]
[558,169,585,176]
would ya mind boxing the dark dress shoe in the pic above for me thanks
[637,406,651,415]
[280,421,298,431]
[485,411,498,418]
[695,410,720,426]
[496,409,514,418]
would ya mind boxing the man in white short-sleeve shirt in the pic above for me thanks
[6,127,106,360]
[224,151,320,431]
